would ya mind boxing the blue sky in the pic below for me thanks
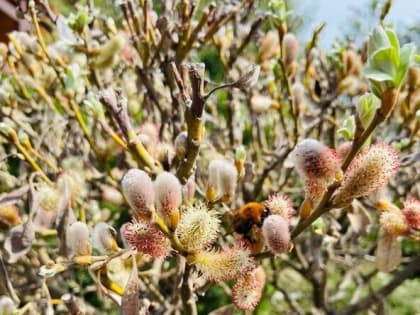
[293,0,420,47]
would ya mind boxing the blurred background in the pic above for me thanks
[1,0,419,45]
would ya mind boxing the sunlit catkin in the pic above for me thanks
[189,243,253,282]
[176,203,220,251]
[333,143,399,206]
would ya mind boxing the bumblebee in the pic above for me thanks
[227,202,270,253]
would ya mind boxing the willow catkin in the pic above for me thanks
[333,143,399,206]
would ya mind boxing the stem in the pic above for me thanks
[175,63,206,184]
[29,1,65,68]
[68,99,101,158]
[181,265,198,315]
[6,129,52,185]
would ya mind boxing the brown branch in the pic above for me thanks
[180,265,197,315]
[100,88,162,174]
[61,294,84,315]
[175,63,206,184]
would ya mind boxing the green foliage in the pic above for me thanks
[365,26,416,97]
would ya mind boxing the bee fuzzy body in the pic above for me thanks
[230,202,270,252]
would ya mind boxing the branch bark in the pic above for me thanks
[174,63,206,184]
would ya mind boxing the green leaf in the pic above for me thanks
[371,47,397,76]
[364,68,394,82]
[368,26,391,58]
[338,116,355,140]
[395,43,416,87]
[386,28,400,64]
[358,93,380,128]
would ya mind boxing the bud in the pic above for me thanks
[407,66,420,91]
[140,121,159,153]
[333,143,399,206]
[154,172,182,229]
[100,184,124,206]
[344,49,362,76]
[176,203,220,251]
[379,210,409,236]
[121,220,171,258]
[92,222,119,254]
[0,204,21,226]
[207,159,238,203]
[262,215,290,254]
[337,75,368,96]
[182,177,196,205]
[189,243,253,282]
[121,169,155,219]
[264,193,294,222]
[0,296,16,315]
[174,132,188,160]
[283,33,299,65]
[336,142,352,160]
[232,266,266,311]
[83,93,105,119]
[258,30,280,63]
[401,198,420,230]
[292,82,305,107]
[67,221,91,257]
[0,122,14,137]
[234,145,247,179]
[0,171,18,193]
[250,94,275,114]
[67,6,92,33]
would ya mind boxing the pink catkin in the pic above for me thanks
[232,266,266,311]
[262,215,290,254]
[333,143,400,205]
[154,172,182,218]
[283,33,299,65]
[121,169,155,218]
[122,219,171,258]
[292,139,341,201]
[402,198,420,230]
[264,193,295,222]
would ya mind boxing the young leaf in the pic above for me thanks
[395,43,416,87]
[338,116,355,140]
[358,93,380,128]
